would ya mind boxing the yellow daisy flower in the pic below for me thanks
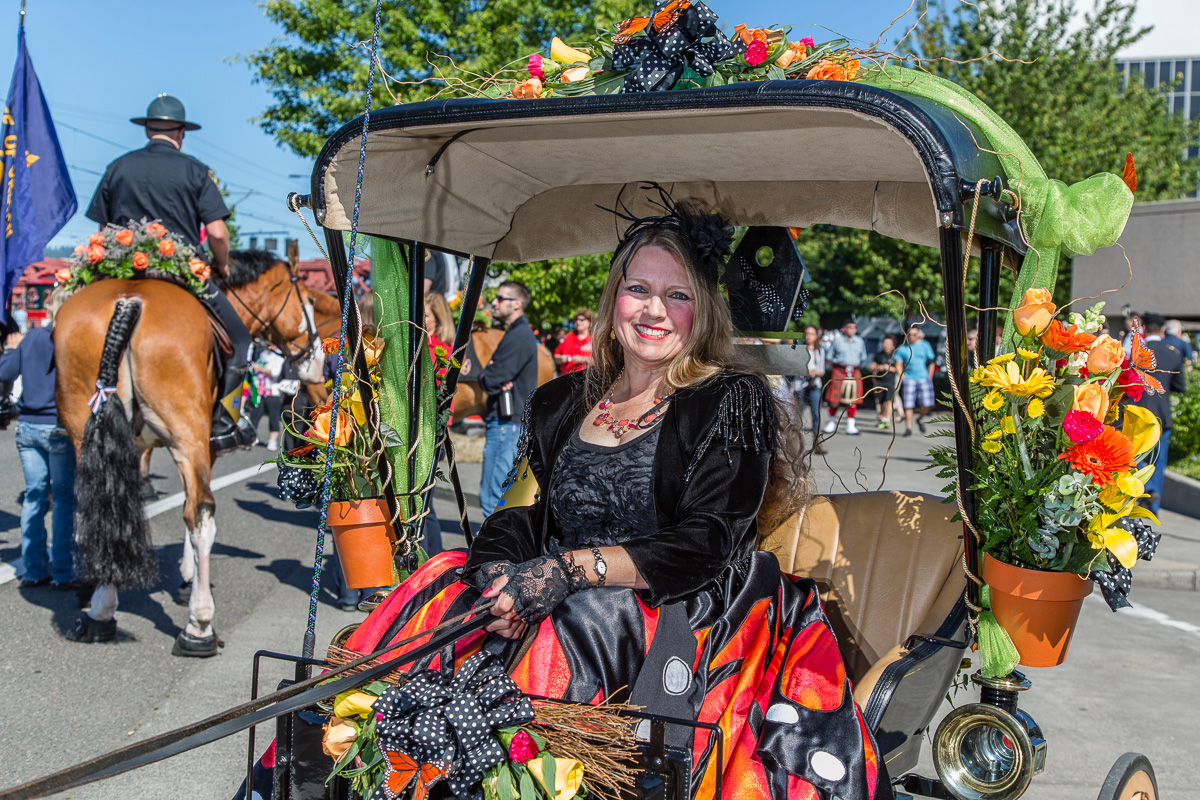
[981,439,1003,453]
[1017,346,1042,360]
[1001,416,1016,434]
[984,429,1003,441]
[1027,398,1045,418]
[974,360,1055,398]
[982,391,1004,411]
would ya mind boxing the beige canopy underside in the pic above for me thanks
[318,104,948,263]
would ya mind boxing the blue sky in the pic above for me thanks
[2,0,1193,259]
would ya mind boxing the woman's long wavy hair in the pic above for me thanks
[424,291,456,344]
[587,226,809,527]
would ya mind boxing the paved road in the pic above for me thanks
[0,417,1195,798]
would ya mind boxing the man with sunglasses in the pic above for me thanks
[478,281,538,515]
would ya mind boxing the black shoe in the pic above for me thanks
[52,580,83,592]
[66,615,117,643]
[211,414,256,455]
[903,428,913,437]
[19,577,50,588]
[918,418,927,434]
[172,630,223,658]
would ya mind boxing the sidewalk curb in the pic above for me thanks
[1163,469,1200,520]
[1136,568,1199,592]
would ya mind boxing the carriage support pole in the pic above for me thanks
[938,229,980,610]
[978,242,1004,365]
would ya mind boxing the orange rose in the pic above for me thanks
[363,334,385,367]
[87,244,105,264]
[88,232,105,246]
[1072,383,1110,424]
[560,66,589,83]
[776,41,808,69]
[732,24,768,46]
[806,60,849,81]
[1012,288,1056,336]
[73,244,87,257]
[189,258,210,281]
[511,77,542,99]
[1086,334,1124,375]
[309,408,353,447]
[115,229,134,246]
[55,268,71,283]
[145,222,168,239]
[844,59,861,80]
[321,717,357,759]
[158,239,176,258]
[132,252,149,269]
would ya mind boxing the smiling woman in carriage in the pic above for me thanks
[343,194,884,800]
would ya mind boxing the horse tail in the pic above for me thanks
[74,297,159,589]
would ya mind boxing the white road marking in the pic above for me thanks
[1088,593,1200,638]
[1,463,277,585]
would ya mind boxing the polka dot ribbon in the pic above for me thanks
[373,652,535,799]
[87,380,118,415]
[612,0,743,93]
[1090,517,1161,610]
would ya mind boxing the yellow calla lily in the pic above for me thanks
[550,37,591,65]
[347,390,367,426]
[332,690,377,719]
[1086,512,1138,569]
[1098,469,1149,512]
[528,757,585,800]
[1121,405,1161,459]
[1125,504,1161,527]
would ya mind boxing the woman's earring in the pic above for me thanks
[610,330,616,340]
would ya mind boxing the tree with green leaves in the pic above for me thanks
[243,0,637,158]
[802,0,1199,324]
[490,254,613,331]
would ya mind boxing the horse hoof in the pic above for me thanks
[172,630,224,658]
[65,615,117,643]
[140,480,158,500]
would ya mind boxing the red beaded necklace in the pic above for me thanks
[593,381,673,439]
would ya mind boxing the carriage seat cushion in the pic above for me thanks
[758,491,965,704]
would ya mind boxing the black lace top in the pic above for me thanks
[547,424,662,549]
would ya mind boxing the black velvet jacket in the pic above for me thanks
[463,369,776,607]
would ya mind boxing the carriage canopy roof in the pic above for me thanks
[311,80,1025,263]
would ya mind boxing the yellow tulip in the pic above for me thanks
[982,391,1004,411]
[528,757,585,800]
[333,690,377,719]
[550,37,591,65]
[1121,404,1161,459]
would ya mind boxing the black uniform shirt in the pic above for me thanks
[477,314,539,421]
[86,139,230,248]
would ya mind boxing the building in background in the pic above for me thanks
[1115,55,1200,192]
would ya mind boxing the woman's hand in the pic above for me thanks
[482,575,528,640]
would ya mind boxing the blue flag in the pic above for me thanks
[1,27,76,322]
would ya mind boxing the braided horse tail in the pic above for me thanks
[74,297,159,589]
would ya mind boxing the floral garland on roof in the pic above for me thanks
[484,0,865,100]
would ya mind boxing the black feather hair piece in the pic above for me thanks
[600,183,734,287]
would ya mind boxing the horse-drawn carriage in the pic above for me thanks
[2,25,1160,800]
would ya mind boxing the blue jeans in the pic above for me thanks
[480,418,522,517]
[1141,426,1171,515]
[15,421,77,583]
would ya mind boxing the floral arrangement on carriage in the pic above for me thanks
[273,331,399,588]
[318,650,638,800]
[57,218,211,295]
[931,290,1164,676]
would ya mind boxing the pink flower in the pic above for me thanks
[528,53,545,81]
[1063,409,1103,444]
[745,39,768,66]
[508,729,539,762]
[1118,367,1145,401]
[799,36,815,48]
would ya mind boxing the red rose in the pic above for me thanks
[508,730,539,762]
[1118,367,1145,401]
[745,39,768,66]
[1062,409,1103,444]
[132,252,149,269]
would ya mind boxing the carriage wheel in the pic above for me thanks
[1096,753,1158,800]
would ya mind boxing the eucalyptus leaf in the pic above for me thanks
[519,767,538,800]
[541,753,557,794]
[767,65,786,81]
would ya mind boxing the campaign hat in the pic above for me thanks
[130,94,201,131]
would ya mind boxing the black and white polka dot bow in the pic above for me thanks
[1090,517,1161,610]
[373,651,535,799]
[613,0,744,93]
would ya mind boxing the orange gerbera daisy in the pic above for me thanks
[1058,425,1136,487]
[1040,320,1096,353]
[321,336,343,355]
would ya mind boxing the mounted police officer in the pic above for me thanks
[85,94,255,453]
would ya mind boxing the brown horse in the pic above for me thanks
[54,252,322,655]
[302,291,555,420]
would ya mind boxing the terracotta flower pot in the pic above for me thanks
[327,498,397,590]
[982,553,1093,667]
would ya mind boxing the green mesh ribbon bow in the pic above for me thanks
[859,66,1134,350]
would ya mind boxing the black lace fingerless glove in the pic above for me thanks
[465,560,515,594]
[501,551,591,625]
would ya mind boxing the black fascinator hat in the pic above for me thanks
[602,183,734,288]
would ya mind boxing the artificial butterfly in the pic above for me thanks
[374,747,453,800]
[1128,323,1165,396]
[612,16,650,44]
[611,0,691,44]
[651,0,691,31]
[1122,152,1138,195]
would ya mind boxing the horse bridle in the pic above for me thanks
[225,259,319,365]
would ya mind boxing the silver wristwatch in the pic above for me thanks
[591,547,607,587]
